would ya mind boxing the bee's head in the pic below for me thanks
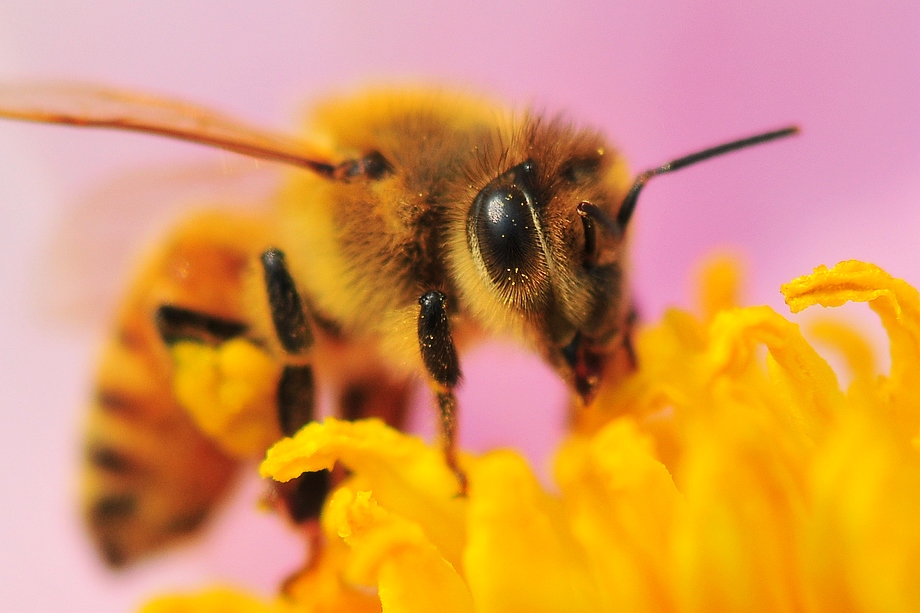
[461,121,799,404]
[460,122,634,404]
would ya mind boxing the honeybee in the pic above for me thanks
[0,83,796,567]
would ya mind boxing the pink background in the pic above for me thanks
[0,2,918,611]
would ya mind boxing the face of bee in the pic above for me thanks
[457,117,633,397]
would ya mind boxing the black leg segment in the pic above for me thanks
[417,291,460,388]
[277,470,331,523]
[260,247,317,438]
[417,290,466,494]
[277,364,315,437]
[260,247,327,523]
[262,248,313,353]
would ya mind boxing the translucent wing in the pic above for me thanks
[35,160,281,327]
[0,82,334,174]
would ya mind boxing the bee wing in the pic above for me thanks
[37,160,281,328]
[0,82,334,173]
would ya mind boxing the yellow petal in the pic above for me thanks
[464,450,602,613]
[807,411,920,611]
[261,418,466,570]
[171,338,280,457]
[669,310,836,611]
[695,251,745,323]
[327,488,474,613]
[782,260,920,436]
[637,309,709,411]
[283,537,382,613]
[672,422,811,612]
[139,587,284,613]
[555,418,681,612]
[585,307,710,473]
[806,317,883,415]
[706,305,843,436]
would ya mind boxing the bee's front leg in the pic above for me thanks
[261,248,331,522]
[417,290,466,495]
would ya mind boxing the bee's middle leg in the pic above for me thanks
[417,290,466,495]
[261,248,330,522]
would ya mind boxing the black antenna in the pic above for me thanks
[615,126,799,229]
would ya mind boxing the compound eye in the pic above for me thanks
[477,184,532,274]
[469,161,547,300]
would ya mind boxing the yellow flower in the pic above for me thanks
[171,338,281,457]
[143,259,920,612]
[141,587,289,613]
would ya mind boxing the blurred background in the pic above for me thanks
[0,1,918,611]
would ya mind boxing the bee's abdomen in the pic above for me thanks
[80,211,273,566]
[82,315,238,566]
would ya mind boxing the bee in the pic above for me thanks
[0,83,796,567]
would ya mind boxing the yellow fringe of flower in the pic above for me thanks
[142,259,920,612]
[171,338,281,457]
